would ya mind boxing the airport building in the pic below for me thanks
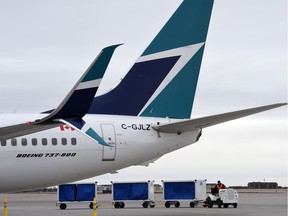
[247,182,278,189]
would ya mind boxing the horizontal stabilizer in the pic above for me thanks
[152,103,287,133]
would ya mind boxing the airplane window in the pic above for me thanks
[11,139,17,146]
[62,138,67,145]
[52,138,57,145]
[0,140,7,146]
[32,138,37,146]
[21,138,27,146]
[71,138,77,145]
[42,138,48,146]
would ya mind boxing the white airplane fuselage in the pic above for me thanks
[0,114,200,193]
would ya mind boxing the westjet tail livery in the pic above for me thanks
[0,0,286,193]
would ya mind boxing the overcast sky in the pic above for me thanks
[0,0,287,186]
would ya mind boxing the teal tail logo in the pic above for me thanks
[88,0,214,119]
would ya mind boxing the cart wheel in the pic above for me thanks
[203,201,208,208]
[223,204,229,208]
[142,201,149,208]
[59,203,67,210]
[89,202,93,209]
[190,202,195,208]
[217,199,222,208]
[233,203,238,208]
[114,202,120,208]
[175,201,180,208]
[165,201,170,208]
[206,197,213,208]
[150,204,155,208]
[89,202,98,209]
[119,202,125,208]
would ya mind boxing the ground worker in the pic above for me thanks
[216,180,226,192]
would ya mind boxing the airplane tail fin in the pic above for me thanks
[88,0,214,119]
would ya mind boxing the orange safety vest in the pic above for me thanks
[217,183,223,190]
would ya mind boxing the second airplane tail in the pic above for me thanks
[88,0,214,119]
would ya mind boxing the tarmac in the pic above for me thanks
[0,191,287,216]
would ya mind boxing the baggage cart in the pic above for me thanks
[111,180,155,208]
[57,182,97,210]
[162,179,206,208]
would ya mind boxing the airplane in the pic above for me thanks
[0,0,286,193]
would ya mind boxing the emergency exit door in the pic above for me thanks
[101,124,116,161]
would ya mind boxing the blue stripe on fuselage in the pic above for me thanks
[88,56,180,116]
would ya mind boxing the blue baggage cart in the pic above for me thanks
[57,182,97,209]
[162,180,206,208]
[112,181,155,208]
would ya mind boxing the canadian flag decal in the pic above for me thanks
[60,125,75,131]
